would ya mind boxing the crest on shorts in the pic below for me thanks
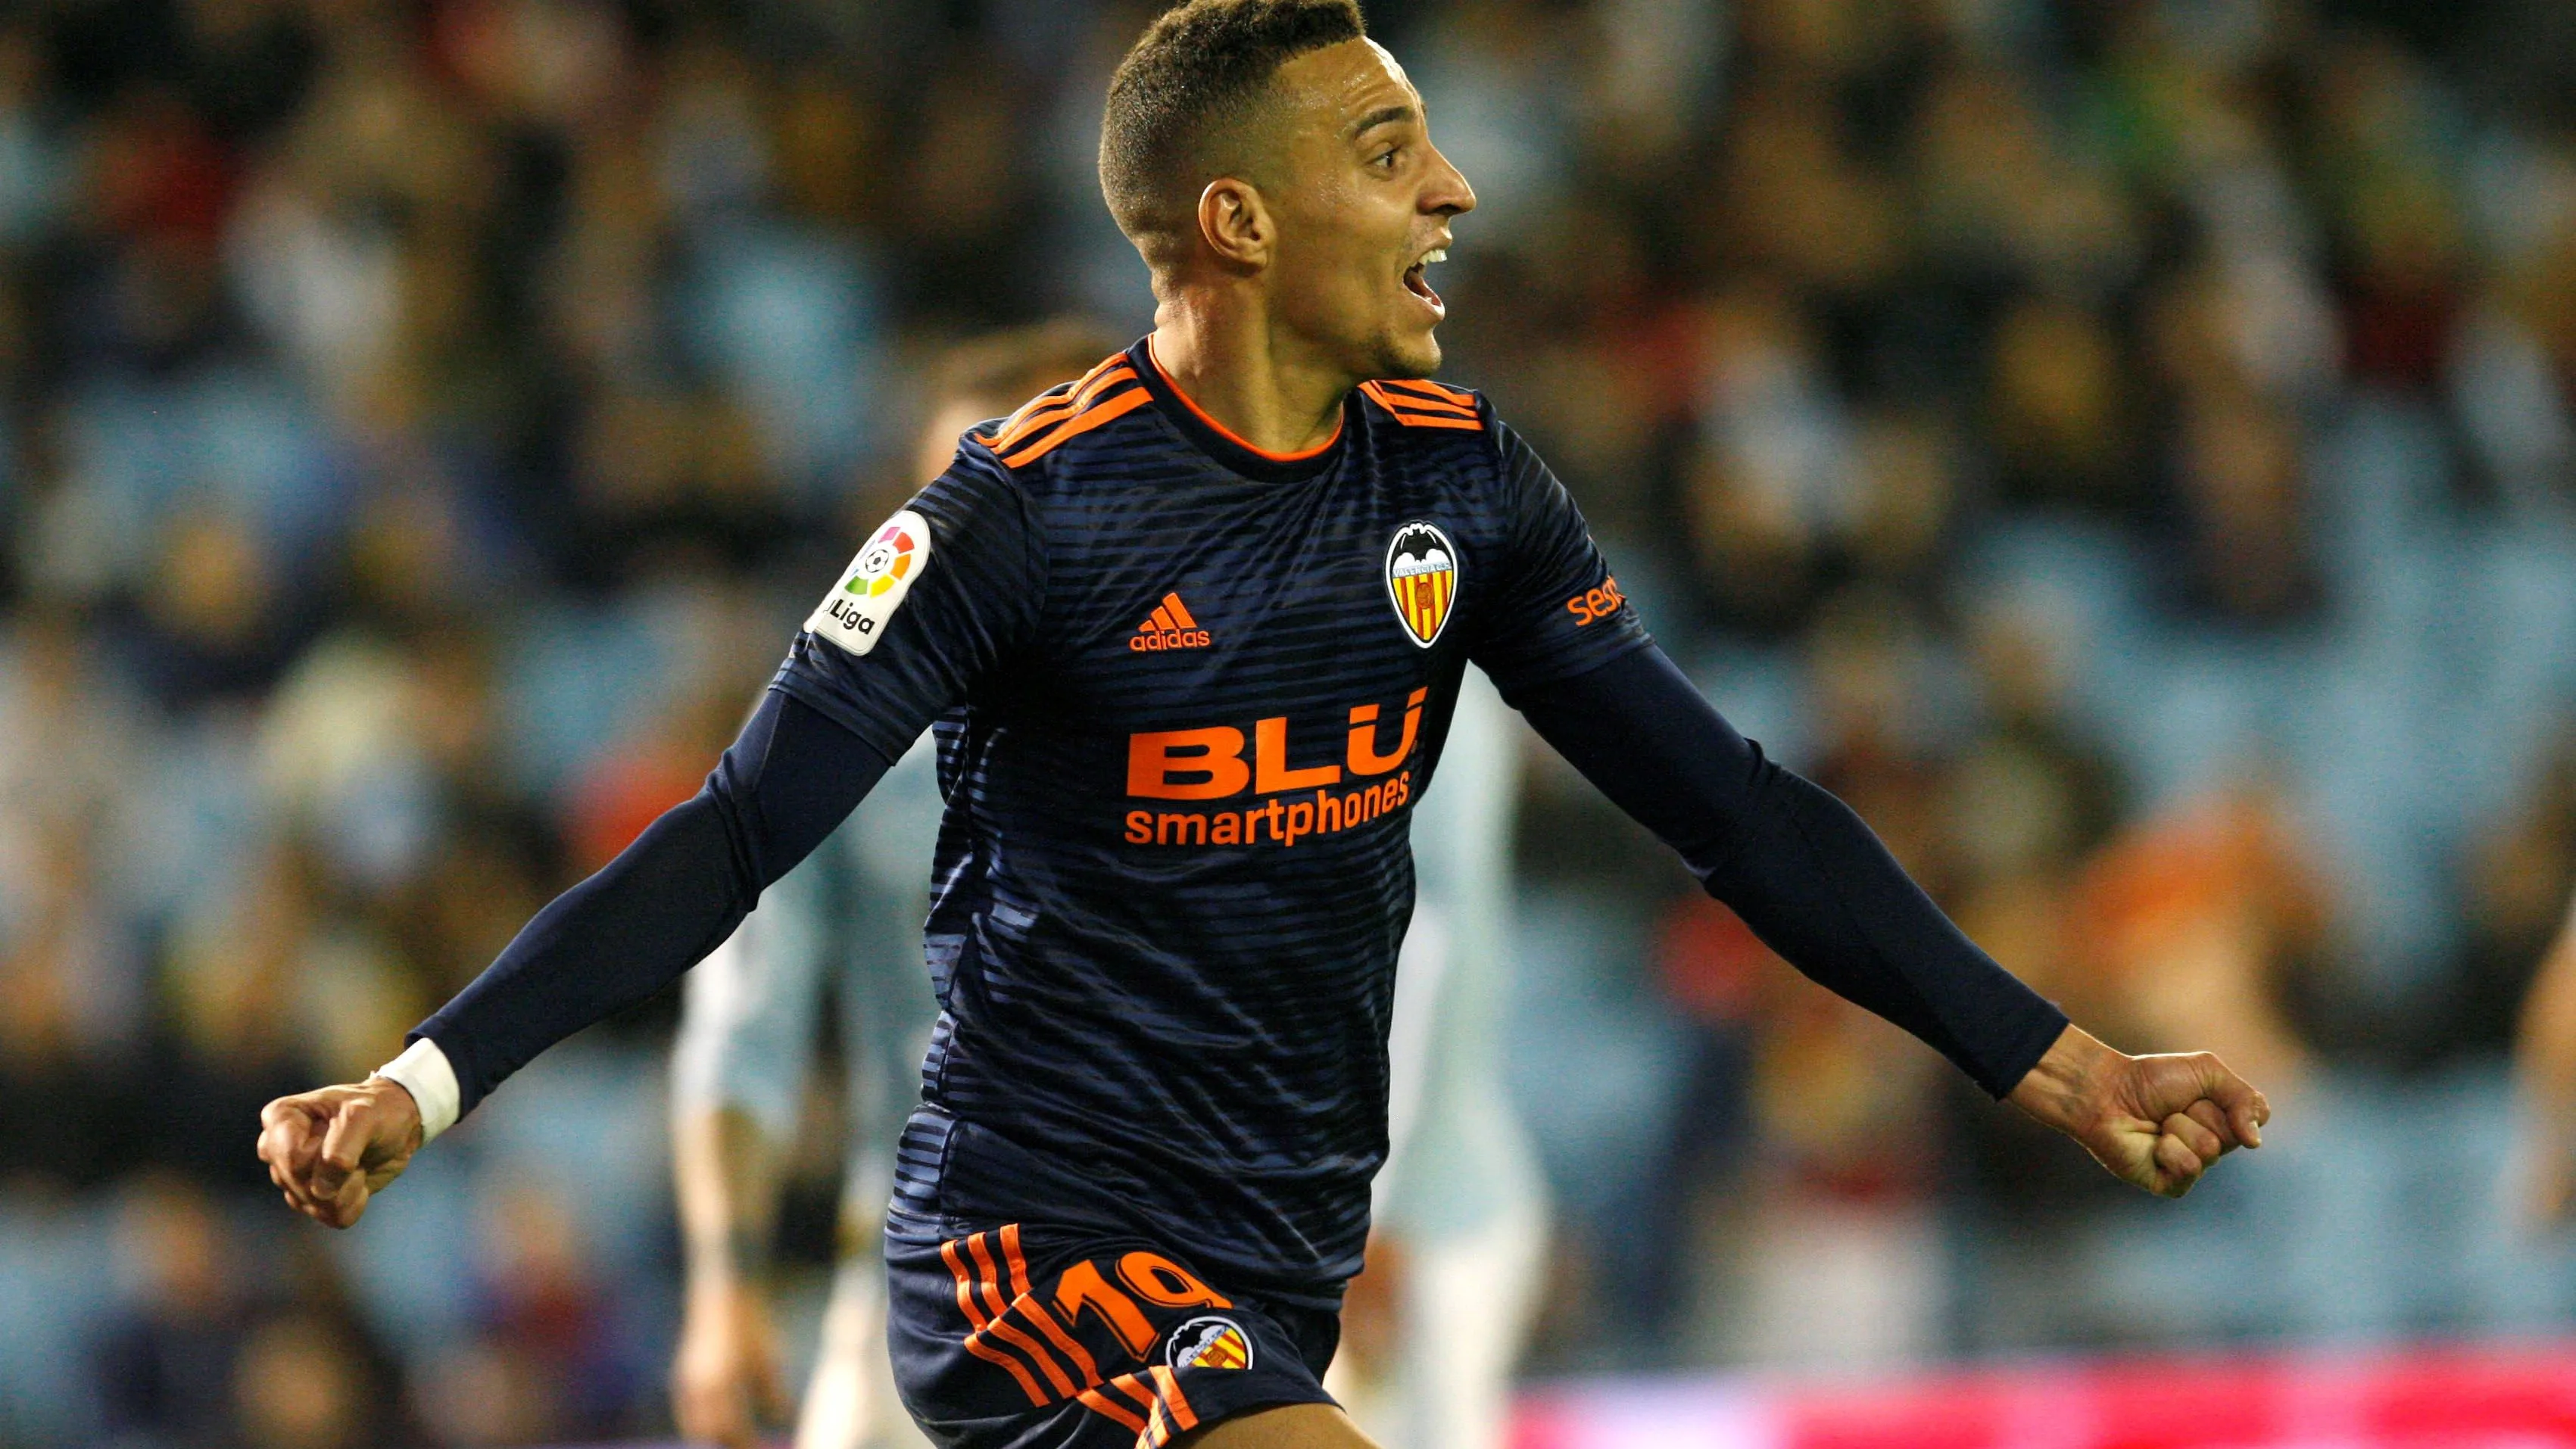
[805,509,931,657]
[1166,1316,1253,1371]
[1384,521,1458,648]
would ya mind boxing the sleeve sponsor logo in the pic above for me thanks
[1565,573,1626,626]
[806,509,931,656]
[1385,521,1459,647]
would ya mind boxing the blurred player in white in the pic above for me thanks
[1326,665,1545,1449]
[670,323,1120,1449]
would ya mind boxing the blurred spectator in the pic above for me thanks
[429,1173,638,1444]
[157,840,341,1192]
[95,1174,410,1449]
[1671,281,1861,637]
[1943,606,2128,1007]
[1987,294,2144,517]
[2064,783,2328,1092]
[93,1176,248,1449]
[2164,386,2325,625]
[1939,609,2135,1220]
[231,1313,377,1449]
[1619,894,1765,1356]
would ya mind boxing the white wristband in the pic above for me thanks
[374,1039,461,1145]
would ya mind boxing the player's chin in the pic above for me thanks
[1372,328,1443,381]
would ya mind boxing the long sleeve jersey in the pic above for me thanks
[410,341,2067,1302]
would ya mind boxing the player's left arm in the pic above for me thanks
[1508,646,2265,1197]
[1469,422,2267,1198]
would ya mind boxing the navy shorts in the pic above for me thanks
[886,1221,1341,1448]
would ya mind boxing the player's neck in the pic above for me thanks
[1147,302,1351,459]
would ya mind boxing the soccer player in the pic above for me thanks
[259,5,2272,1447]
[670,323,1118,1449]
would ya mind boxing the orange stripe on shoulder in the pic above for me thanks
[1374,377,1480,413]
[1361,382,1487,431]
[1001,385,1153,466]
[1375,393,1480,419]
[984,353,1131,447]
[978,385,1068,446]
[992,362,1139,453]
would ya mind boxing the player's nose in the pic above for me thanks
[1422,142,1475,217]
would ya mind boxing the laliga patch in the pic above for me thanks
[1384,520,1459,647]
[1165,1316,1253,1371]
[806,509,930,656]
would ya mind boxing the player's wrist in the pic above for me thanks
[373,1038,460,1144]
[357,1074,427,1151]
[2006,1024,2122,1138]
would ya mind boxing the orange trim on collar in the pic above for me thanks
[1146,339,1346,463]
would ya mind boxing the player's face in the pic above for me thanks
[1264,39,1475,380]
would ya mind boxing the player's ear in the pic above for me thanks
[1196,177,1272,271]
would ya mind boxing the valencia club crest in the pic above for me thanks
[1167,1316,1253,1371]
[1384,521,1458,648]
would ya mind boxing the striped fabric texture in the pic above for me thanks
[775,338,1649,1297]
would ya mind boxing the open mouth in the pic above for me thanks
[1402,247,1448,309]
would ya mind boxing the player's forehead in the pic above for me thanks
[1273,37,1424,145]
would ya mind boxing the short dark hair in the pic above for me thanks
[1099,0,1366,251]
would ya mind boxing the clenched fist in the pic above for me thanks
[257,1078,424,1228]
[2010,1026,2272,1198]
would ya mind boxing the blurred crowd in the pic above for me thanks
[8,0,2576,1444]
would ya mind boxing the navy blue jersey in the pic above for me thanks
[771,341,1647,1298]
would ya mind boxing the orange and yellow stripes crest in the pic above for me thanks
[1394,565,1454,644]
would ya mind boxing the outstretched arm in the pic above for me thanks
[258,689,891,1227]
[1509,643,2269,1198]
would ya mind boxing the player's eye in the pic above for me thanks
[1373,145,1402,170]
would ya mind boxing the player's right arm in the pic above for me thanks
[258,450,1044,1228]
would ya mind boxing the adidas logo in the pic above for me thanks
[1130,592,1212,653]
